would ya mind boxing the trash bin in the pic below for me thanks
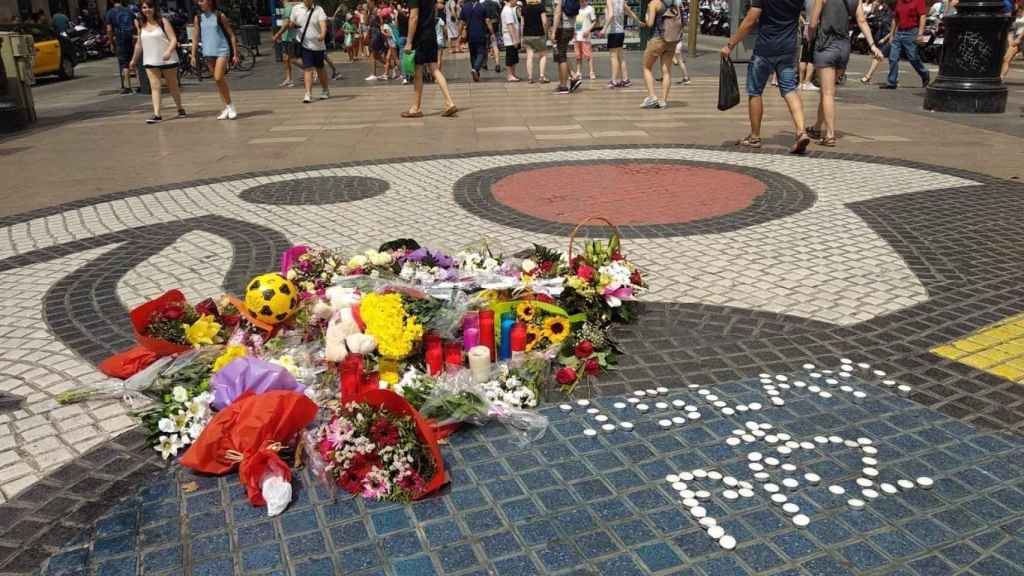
[240,25,261,53]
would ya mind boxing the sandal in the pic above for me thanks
[540,76,551,83]
[401,110,424,118]
[737,135,762,148]
[791,131,812,155]
[806,127,822,140]
[441,106,458,117]
[859,76,870,84]
[819,136,837,147]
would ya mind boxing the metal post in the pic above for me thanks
[688,0,697,55]
[924,0,1009,113]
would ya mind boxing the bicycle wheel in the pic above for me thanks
[234,45,256,72]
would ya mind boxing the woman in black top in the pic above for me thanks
[521,0,549,82]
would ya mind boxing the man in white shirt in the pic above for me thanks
[281,0,330,103]
[501,0,521,80]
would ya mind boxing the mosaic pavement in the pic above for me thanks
[2,145,1024,574]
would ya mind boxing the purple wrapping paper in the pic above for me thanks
[211,357,306,411]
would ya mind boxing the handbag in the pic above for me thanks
[289,3,317,58]
[717,55,740,111]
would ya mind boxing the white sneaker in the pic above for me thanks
[319,90,329,100]
[402,78,409,85]
[803,82,820,91]
[216,107,230,120]
[365,74,377,81]
[226,105,237,120]
[657,100,668,109]
[279,80,294,88]
[641,96,659,109]
[303,93,312,103]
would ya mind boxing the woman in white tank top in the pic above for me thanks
[130,0,185,123]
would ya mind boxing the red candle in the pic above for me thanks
[510,322,527,353]
[425,333,443,375]
[478,310,496,362]
[339,353,365,401]
[444,340,463,371]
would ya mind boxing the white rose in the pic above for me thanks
[347,254,368,268]
[172,386,189,403]
[158,418,177,434]
[522,259,537,274]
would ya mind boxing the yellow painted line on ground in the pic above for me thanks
[931,312,1024,383]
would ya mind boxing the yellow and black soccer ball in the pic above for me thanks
[244,273,299,324]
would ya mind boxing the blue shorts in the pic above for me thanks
[746,53,799,97]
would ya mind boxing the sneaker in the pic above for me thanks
[641,96,659,108]
[365,74,377,81]
[177,109,186,118]
[569,76,583,93]
[657,99,668,109]
[472,69,480,82]
[303,93,312,103]
[621,79,632,87]
[319,90,329,100]
[879,84,897,89]
[555,85,570,94]
[331,70,339,80]
[802,82,820,91]
[146,115,162,124]
[279,80,294,87]
[402,78,409,85]
[607,80,618,89]
[679,76,691,85]
[226,105,237,120]
[217,107,230,120]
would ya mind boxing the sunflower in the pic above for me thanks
[516,302,536,322]
[525,325,544,351]
[542,316,570,343]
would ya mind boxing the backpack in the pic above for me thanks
[660,4,684,43]
[562,0,580,18]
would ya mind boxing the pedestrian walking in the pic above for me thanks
[275,0,298,87]
[129,0,185,124]
[807,0,883,146]
[861,0,894,83]
[605,0,638,87]
[522,0,550,83]
[191,0,239,120]
[551,0,584,94]
[344,13,358,60]
[459,0,490,81]
[573,0,597,80]
[799,0,818,90]
[435,0,449,71]
[501,0,522,80]
[1000,3,1024,79]
[640,0,683,108]
[722,0,811,154]
[484,0,503,72]
[673,37,691,84]
[284,0,330,102]
[105,0,138,94]
[402,0,458,117]
[880,0,930,89]
[446,0,461,51]
[367,3,388,79]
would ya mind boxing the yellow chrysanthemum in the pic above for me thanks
[525,325,544,351]
[184,315,221,347]
[360,293,424,360]
[516,302,536,322]
[542,317,570,343]
[212,345,247,372]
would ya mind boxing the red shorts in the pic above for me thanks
[574,40,592,60]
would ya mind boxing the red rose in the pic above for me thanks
[584,358,601,376]
[576,264,595,282]
[221,314,240,327]
[555,367,577,386]
[194,297,219,318]
[539,261,554,273]
[630,269,642,286]
[159,303,183,321]
[574,340,594,358]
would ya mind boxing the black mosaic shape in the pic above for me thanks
[452,159,817,238]
[238,175,389,205]
[0,391,24,414]
[0,216,290,365]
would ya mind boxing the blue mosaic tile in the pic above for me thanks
[392,554,438,576]
[501,497,540,523]
[554,460,592,482]
[187,510,225,535]
[519,469,558,491]
[577,530,620,558]
[241,543,282,572]
[625,486,671,509]
[337,543,380,572]
[190,531,230,561]
[292,557,335,576]
[142,545,181,573]
[46,549,88,575]
[870,529,925,559]
[280,507,320,536]
[481,530,523,559]
[908,554,956,576]
[371,508,411,535]
[554,507,595,536]
[671,528,721,559]
[94,536,135,559]
[841,541,889,571]
[236,520,276,550]
[604,468,646,490]
[424,519,464,549]
[94,556,136,576]
[287,531,327,558]
[321,498,360,524]
[411,497,450,523]
[801,554,855,576]
[591,497,634,523]
[535,487,578,511]
[492,554,540,575]
[536,541,583,572]
[902,517,957,548]
[439,543,480,572]
[596,554,646,576]
[737,542,787,572]
[96,512,137,536]
[185,490,222,515]
[191,557,233,576]
[141,521,179,548]
[484,478,525,502]
[772,530,819,560]
[464,508,502,534]
[449,486,488,511]
[516,519,559,547]
[697,555,751,576]
[634,542,683,572]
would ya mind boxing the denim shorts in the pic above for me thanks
[746,53,799,97]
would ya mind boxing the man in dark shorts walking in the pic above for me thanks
[105,0,138,94]
[404,0,458,117]
[551,0,583,94]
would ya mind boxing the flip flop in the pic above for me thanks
[401,111,424,118]
[737,135,762,148]
[441,106,458,117]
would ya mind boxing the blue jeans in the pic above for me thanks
[886,30,930,87]
[469,41,487,72]
[746,53,799,97]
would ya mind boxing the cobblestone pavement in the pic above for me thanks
[2,138,1024,574]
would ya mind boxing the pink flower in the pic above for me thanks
[602,286,634,308]
[576,264,595,282]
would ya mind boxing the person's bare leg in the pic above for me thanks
[622,54,629,82]
[782,90,806,135]
[863,58,880,80]
[213,58,231,105]
[145,68,162,116]
[642,51,657,98]
[818,66,837,137]
[319,64,329,90]
[609,48,620,83]
[284,53,293,82]
[659,52,672,101]
[304,67,314,94]
[588,54,595,78]
[163,68,182,110]
[748,95,763,139]
[539,51,548,79]
[410,63,424,112]
[526,45,535,80]
[431,62,455,109]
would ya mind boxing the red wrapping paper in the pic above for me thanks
[130,289,194,357]
[345,389,448,500]
[97,346,159,378]
[180,390,319,507]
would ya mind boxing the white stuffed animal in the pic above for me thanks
[313,286,362,321]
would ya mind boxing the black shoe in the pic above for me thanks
[120,87,132,95]
[177,109,187,117]
[921,75,931,87]
[494,65,501,73]
[472,69,480,82]
[569,76,583,93]
[879,84,897,89]
[555,85,569,94]
[146,115,162,124]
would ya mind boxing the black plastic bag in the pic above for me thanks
[718,56,740,111]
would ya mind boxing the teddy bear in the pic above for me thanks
[321,287,378,363]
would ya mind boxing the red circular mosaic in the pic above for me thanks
[491,163,767,225]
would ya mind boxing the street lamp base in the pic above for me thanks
[924,81,1008,113]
